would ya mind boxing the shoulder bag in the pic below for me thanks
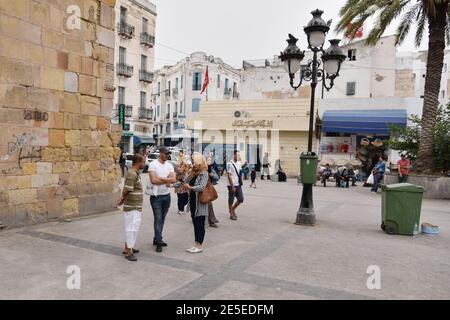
[199,176,218,204]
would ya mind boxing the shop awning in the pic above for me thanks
[133,135,155,146]
[322,109,407,135]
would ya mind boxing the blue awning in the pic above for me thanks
[322,109,407,135]
[133,136,155,146]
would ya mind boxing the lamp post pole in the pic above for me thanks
[279,9,346,226]
[297,51,319,225]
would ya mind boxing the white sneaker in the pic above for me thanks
[189,247,203,254]
[178,211,184,215]
[186,247,196,252]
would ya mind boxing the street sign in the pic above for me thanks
[119,104,126,130]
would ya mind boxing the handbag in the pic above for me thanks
[199,179,218,204]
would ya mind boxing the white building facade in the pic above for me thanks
[113,0,157,153]
[152,52,241,146]
[237,35,449,175]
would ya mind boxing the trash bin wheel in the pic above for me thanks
[386,226,396,235]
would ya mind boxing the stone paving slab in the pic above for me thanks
[0,176,449,300]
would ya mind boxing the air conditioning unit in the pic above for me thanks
[234,111,249,118]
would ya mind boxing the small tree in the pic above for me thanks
[388,105,450,174]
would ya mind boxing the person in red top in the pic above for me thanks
[397,153,411,183]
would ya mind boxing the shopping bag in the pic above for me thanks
[145,184,157,196]
[366,173,374,185]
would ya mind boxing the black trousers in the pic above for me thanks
[177,193,189,212]
[191,212,206,244]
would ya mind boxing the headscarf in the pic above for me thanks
[188,153,208,179]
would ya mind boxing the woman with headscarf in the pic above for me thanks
[177,154,210,254]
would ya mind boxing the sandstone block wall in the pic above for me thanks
[0,0,121,228]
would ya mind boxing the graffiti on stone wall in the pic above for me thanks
[23,109,49,122]
[1,132,41,169]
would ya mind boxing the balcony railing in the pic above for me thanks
[140,32,155,47]
[139,70,154,83]
[114,104,133,118]
[138,107,153,120]
[165,113,170,120]
[116,63,134,78]
[173,112,178,119]
[117,21,135,39]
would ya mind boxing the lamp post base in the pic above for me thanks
[295,184,316,226]
[295,211,316,226]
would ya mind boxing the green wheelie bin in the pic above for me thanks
[381,183,425,236]
[300,152,318,184]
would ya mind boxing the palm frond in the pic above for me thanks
[415,10,427,47]
[338,0,362,16]
[335,0,376,33]
[396,2,422,45]
[446,15,450,45]
[336,0,414,45]
[366,0,410,45]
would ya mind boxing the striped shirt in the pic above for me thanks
[123,169,143,212]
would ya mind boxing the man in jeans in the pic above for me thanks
[226,150,245,220]
[149,147,176,253]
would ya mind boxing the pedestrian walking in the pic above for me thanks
[119,149,127,178]
[178,154,210,254]
[117,154,145,262]
[148,147,176,253]
[226,150,245,220]
[397,153,411,183]
[250,166,257,188]
[371,155,387,193]
[261,152,271,180]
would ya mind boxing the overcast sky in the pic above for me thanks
[151,0,425,69]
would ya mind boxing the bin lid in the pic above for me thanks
[382,183,425,193]
[300,152,318,160]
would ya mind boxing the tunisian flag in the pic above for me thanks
[200,66,209,94]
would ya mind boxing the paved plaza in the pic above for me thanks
[0,176,449,300]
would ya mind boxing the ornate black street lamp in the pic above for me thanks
[280,9,346,226]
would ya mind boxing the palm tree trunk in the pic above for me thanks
[415,5,447,174]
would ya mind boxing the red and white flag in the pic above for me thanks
[201,66,209,94]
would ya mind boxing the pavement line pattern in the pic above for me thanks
[18,228,374,300]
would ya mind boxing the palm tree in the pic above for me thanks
[336,0,449,174]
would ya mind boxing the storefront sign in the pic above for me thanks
[232,120,274,128]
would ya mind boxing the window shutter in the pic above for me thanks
[192,98,201,112]
[346,82,356,96]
